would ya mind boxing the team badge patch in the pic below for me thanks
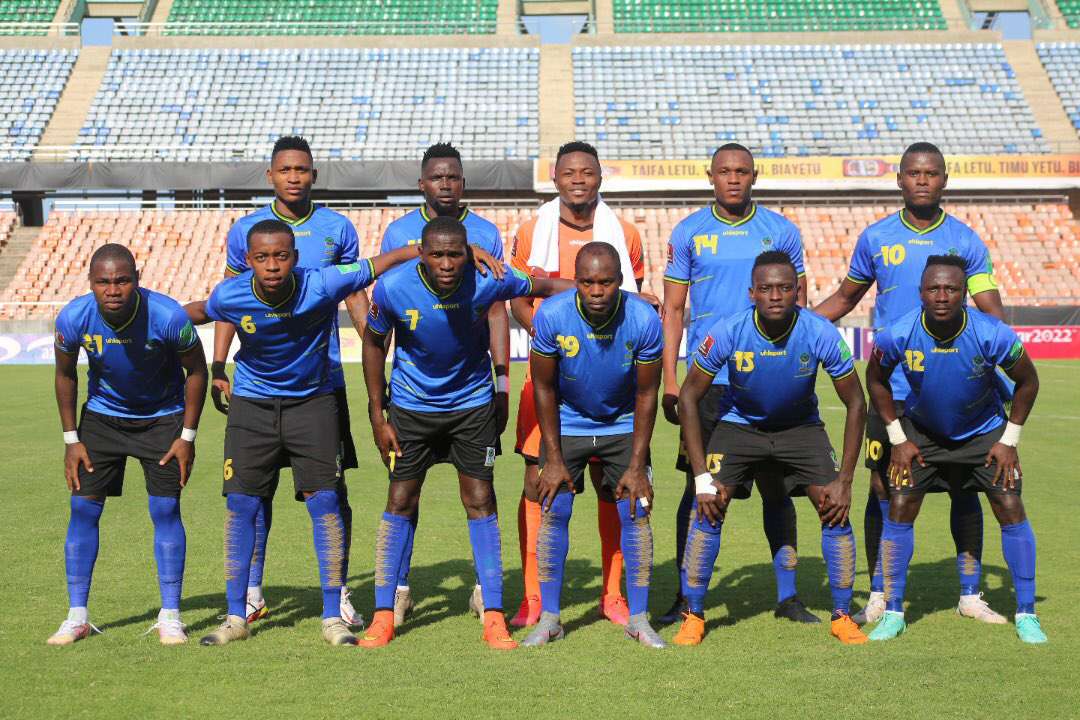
[1008,341,1023,361]
[179,322,197,349]
[761,236,773,249]
[324,236,334,247]
[484,446,496,467]
[830,450,840,472]
[696,335,715,358]
[837,339,852,361]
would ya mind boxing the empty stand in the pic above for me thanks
[72,47,538,160]
[612,0,946,32]
[1037,43,1080,137]
[0,49,76,160]
[0,0,61,35]
[1057,0,1080,29]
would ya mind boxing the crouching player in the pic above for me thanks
[865,255,1045,643]
[50,243,207,645]
[521,243,665,648]
[677,250,869,645]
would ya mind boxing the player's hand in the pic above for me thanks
[537,460,572,512]
[372,420,402,469]
[615,465,653,518]
[211,363,231,415]
[160,438,195,488]
[818,476,852,528]
[887,440,924,490]
[661,392,680,425]
[494,391,509,436]
[64,442,93,492]
[469,245,504,280]
[695,480,727,527]
[636,292,665,319]
[986,442,1021,490]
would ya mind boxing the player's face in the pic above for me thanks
[89,258,138,319]
[247,232,297,293]
[419,158,464,215]
[554,152,601,212]
[707,150,756,208]
[920,266,966,322]
[749,264,797,323]
[575,253,621,318]
[268,150,315,204]
[898,153,947,209]
[421,234,468,291]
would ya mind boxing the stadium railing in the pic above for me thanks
[0,22,79,35]
[111,20,517,36]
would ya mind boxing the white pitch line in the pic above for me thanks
[1035,362,1080,370]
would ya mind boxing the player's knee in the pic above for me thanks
[384,486,419,517]
[887,494,921,523]
[987,493,1026,525]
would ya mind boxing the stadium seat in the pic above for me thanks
[612,0,947,33]
[71,48,538,161]
[0,1,60,35]
[572,44,1047,158]
[0,49,76,160]
[1036,43,1080,137]
[1057,1,1080,29]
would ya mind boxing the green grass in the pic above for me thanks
[2,361,1078,719]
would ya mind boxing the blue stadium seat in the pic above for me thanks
[1036,43,1080,137]
[0,49,76,160]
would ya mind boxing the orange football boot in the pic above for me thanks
[481,611,518,649]
[830,613,869,644]
[358,610,394,648]
[673,612,706,646]
[510,595,541,627]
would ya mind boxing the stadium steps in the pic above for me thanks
[0,226,41,296]
[497,0,516,34]
[595,0,614,32]
[1001,40,1080,152]
[150,0,174,23]
[938,0,971,31]
[538,44,575,152]
[33,45,110,157]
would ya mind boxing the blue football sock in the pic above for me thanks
[880,518,914,614]
[224,494,261,617]
[821,522,856,617]
[397,510,418,588]
[1000,519,1036,615]
[339,490,352,584]
[950,492,983,596]
[148,495,185,611]
[467,513,504,611]
[247,496,272,589]
[680,504,722,615]
[763,497,798,603]
[537,492,573,615]
[374,512,413,610]
[865,495,888,593]
[305,490,346,619]
[65,496,104,609]
[617,498,653,616]
[675,484,694,573]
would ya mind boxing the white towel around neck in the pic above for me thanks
[527,196,636,292]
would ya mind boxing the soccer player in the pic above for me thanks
[521,243,665,648]
[509,140,647,628]
[49,243,207,645]
[379,142,510,623]
[815,142,1008,625]
[660,143,815,625]
[187,219,498,646]
[213,135,368,627]
[863,256,1045,643]
[675,251,868,646]
[358,216,572,650]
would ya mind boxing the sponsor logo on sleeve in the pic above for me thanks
[872,345,884,363]
[54,330,65,347]
[179,322,197,348]
[666,242,674,263]
[837,339,852,361]
[697,335,714,358]
[368,301,380,320]
[336,263,361,274]
[1008,340,1023,360]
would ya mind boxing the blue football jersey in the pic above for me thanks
[225,202,360,389]
[205,261,375,399]
[694,306,854,427]
[531,289,663,436]
[664,203,804,385]
[367,260,533,413]
[380,206,504,260]
[847,210,997,400]
[55,288,199,418]
[874,307,1023,441]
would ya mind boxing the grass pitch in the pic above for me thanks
[1,361,1077,719]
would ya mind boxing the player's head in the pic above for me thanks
[708,143,756,209]
[419,142,464,216]
[920,254,967,323]
[420,215,469,292]
[898,142,947,210]
[554,141,601,213]
[246,219,298,293]
[749,250,798,323]
[574,241,622,319]
[268,135,316,205]
[88,243,139,320]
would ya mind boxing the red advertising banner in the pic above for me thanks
[1013,326,1080,359]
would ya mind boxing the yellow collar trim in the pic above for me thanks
[251,273,296,309]
[270,200,315,226]
[900,208,946,235]
[102,290,141,333]
[576,292,622,331]
[753,308,797,343]
[921,308,967,343]
[711,202,756,227]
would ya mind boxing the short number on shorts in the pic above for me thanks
[706,452,724,473]
[865,438,883,461]
[735,351,755,372]
[240,315,256,334]
[223,458,233,480]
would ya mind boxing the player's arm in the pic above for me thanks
[678,362,725,526]
[186,297,232,414]
[487,302,511,435]
[161,341,208,488]
[865,347,923,488]
[796,275,807,307]
[362,324,400,468]
[820,371,866,527]
[530,350,571,510]
[343,290,370,336]
[661,279,688,425]
[617,357,660,518]
[989,346,1039,490]
[54,345,92,491]
[972,289,1006,322]
[813,278,873,322]
[510,297,535,335]
[525,275,574,298]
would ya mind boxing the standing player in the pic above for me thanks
[676,251,868,646]
[864,256,1045,643]
[49,244,207,645]
[358,217,571,650]
[521,243,665,648]
[815,142,1007,625]
[509,140,647,628]
[213,136,367,627]
[379,142,510,622]
[660,143,814,625]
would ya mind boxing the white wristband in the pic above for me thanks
[181,428,197,442]
[886,419,908,445]
[694,472,716,496]
[999,421,1022,447]
[495,376,509,393]
[63,431,79,445]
